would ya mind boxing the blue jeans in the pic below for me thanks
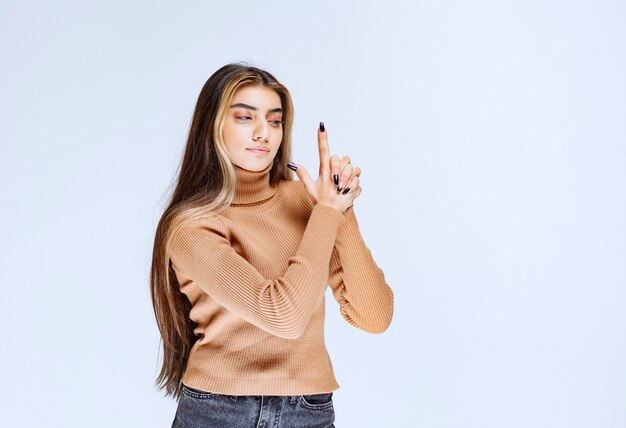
[172,384,336,428]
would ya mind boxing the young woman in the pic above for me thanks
[150,63,394,427]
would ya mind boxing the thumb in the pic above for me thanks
[290,162,315,195]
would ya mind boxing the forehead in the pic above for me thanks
[231,85,281,109]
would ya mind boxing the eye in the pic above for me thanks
[269,120,284,127]
[236,115,252,121]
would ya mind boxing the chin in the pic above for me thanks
[235,159,271,172]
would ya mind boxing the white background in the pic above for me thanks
[2,1,625,427]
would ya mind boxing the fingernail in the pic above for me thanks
[337,180,344,191]
[287,162,298,172]
[342,187,351,195]
[319,121,325,132]
[333,174,339,185]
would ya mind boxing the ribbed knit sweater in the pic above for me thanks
[169,162,394,396]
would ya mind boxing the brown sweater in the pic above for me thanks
[169,162,394,396]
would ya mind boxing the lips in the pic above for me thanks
[247,147,269,152]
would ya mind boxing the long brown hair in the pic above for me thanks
[149,62,295,399]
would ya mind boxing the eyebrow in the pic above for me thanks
[230,103,283,114]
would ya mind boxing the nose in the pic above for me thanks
[252,120,270,142]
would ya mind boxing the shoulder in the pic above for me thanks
[170,214,230,250]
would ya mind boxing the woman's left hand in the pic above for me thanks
[330,154,362,196]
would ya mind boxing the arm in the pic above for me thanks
[169,204,346,340]
[328,205,394,333]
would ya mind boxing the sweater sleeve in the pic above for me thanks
[327,205,395,333]
[169,203,346,340]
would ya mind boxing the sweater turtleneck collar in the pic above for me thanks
[232,162,277,205]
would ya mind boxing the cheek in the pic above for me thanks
[222,123,245,149]
[272,129,283,148]
[272,126,283,138]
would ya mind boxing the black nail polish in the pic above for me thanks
[319,121,325,132]
[333,174,339,185]
[342,187,350,195]
[287,162,298,172]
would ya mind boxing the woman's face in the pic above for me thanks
[222,84,284,171]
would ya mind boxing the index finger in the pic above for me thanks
[318,121,330,179]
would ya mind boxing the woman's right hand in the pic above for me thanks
[288,123,362,214]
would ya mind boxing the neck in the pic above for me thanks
[232,162,277,205]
